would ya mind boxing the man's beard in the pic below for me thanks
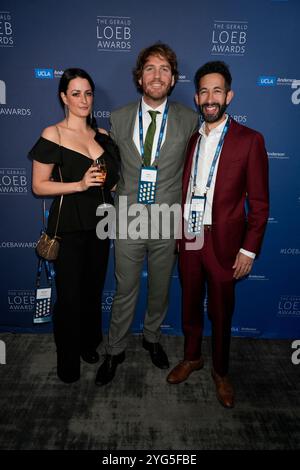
[199,102,228,123]
[143,81,172,102]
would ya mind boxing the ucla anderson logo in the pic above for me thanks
[257,76,277,86]
[34,68,54,79]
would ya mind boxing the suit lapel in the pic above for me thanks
[213,119,239,200]
[159,102,180,156]
[182,132,199,200]
[123,103,142,164]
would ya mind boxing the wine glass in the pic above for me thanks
[93,157,108,207]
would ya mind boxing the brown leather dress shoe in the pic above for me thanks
[211,369,235,408]
[167,357,204,384]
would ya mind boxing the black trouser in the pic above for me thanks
[53,230,110,381]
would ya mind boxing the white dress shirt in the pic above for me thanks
[185,115,255,259]
[133,97,167,164]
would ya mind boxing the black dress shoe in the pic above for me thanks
[95,352,125,386]
[80,350,100,364]
[142,338,169,369]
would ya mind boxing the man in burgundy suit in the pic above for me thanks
[167,61,269,408]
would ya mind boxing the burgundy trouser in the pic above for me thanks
[179,228,236,376]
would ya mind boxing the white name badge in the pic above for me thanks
[33,287,52,324]
[138,166,158,204]
[188,195,206,235]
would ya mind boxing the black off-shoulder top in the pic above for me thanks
[29,131,119,234]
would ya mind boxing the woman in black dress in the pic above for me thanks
[30,68,119,383]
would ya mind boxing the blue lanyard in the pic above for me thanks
[36,258,54,288]
[139,101,169,166]
[192,117,230,194]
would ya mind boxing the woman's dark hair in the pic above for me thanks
[58,68,97,129]
[133,42,179,94]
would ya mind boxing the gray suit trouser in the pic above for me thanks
[107,237,177,355]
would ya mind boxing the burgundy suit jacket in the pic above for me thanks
[181,118,269,269]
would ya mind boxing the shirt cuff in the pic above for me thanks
[240,248,256,259]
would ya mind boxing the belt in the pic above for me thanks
[203,224,212,231]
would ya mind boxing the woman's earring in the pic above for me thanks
[89,110,94,127]
[64,105,69,120]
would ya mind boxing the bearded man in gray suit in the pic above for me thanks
[95,43,198,386]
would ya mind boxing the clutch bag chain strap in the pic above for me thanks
[50,126,64,239]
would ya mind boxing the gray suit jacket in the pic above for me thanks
[110,100,198,237]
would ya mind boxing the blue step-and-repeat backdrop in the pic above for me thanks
[0,0,299,339]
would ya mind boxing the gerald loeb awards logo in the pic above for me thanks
[102,291,115,312]
[0,168,28,195]
[211,20,248,56]
[0,80,32,117]
[0,11,13,47]
[278,295,300,317]
[8,289,35,313]
[96,16,131,52]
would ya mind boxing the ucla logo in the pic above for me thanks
[34,68,53,79]
[231,326,240,333]
[257,76,276,86]
[0,80,6,104]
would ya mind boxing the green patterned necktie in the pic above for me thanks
[143,110,160,166]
